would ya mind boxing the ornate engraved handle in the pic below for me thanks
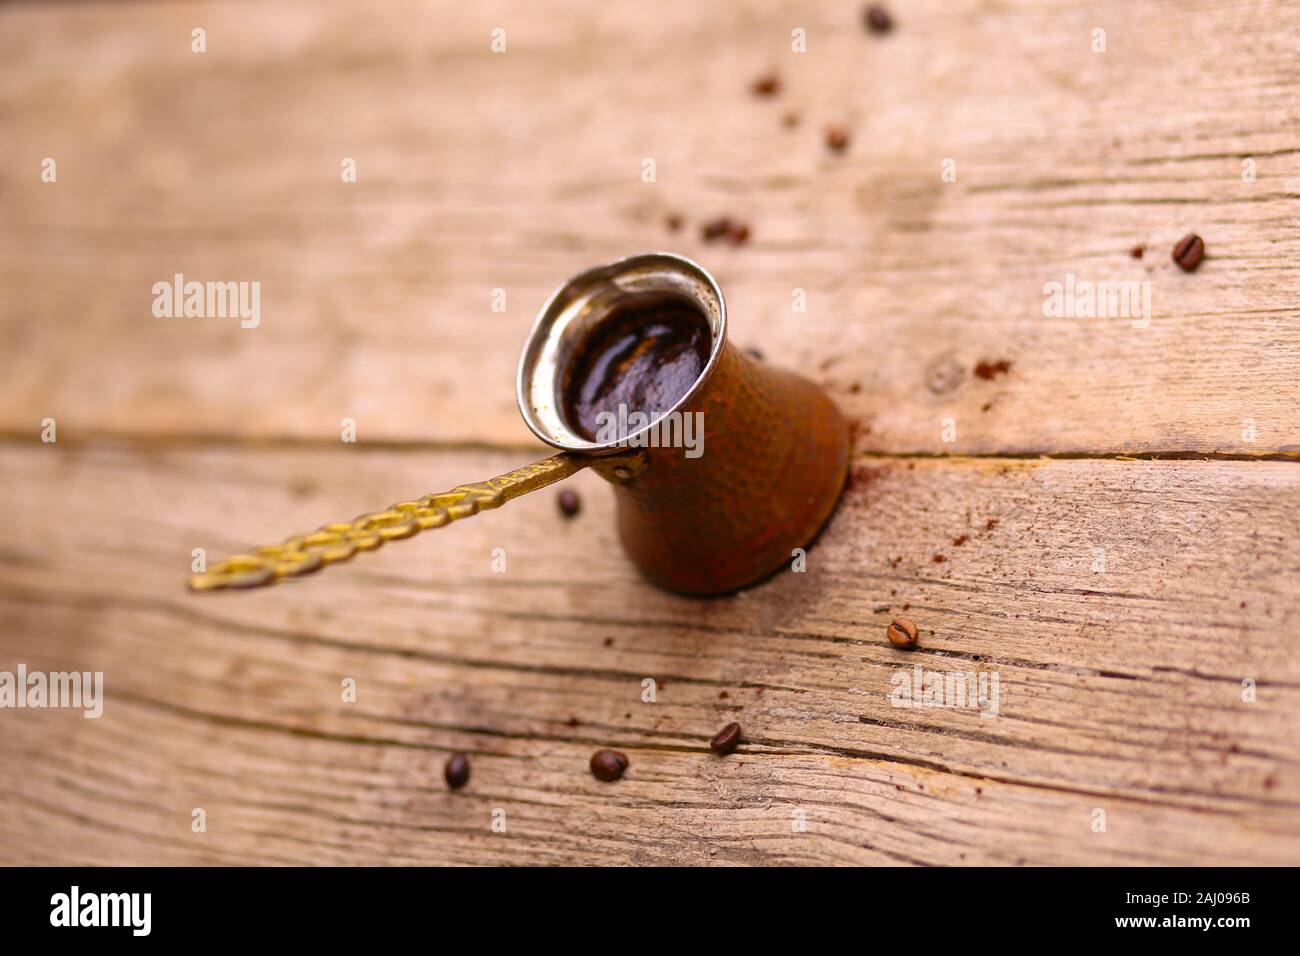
[188,449,648,593]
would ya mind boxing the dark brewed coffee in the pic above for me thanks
[561,299,711,442]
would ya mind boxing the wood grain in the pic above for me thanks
[2,0,1298,454]
[2,0,1298,866]
[1,443,1296,865]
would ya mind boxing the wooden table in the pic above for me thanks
[2,0,1297,865]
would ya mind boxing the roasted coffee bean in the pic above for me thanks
[590,749,629,782]
[1172,233,1205,272]
[974,359,1011,381]
[701,217,735,241]
[864,5,893,34]
[557,489,581,517]
[825,126,851,153]
[886,617,919,648]
[751,73,781,97]
[702,217,751,245]
[710,722,742,755]
[444,752,470,789]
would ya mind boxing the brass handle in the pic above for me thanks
[187,449,648,593]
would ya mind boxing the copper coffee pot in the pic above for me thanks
[189,253,849,596]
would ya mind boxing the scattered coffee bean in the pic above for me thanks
[665,212,684,233]
[444,752,470,789]
[782,111,801,129]
[701,216,751,245]
[825,126,851,153]
[864,5,893,34]
[1129,243,1145,260]
[973,359,1011,381]
[557,489,581,517]
[590,749,628,782]
[701,217,734,241]
[887,617,919,648]
[751,73,781,97]
[710,722,742,755]
[1172,233,1205,272]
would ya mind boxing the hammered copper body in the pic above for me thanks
[611,341,848,594]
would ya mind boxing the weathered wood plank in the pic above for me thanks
[2,0,1298,454]
[1,443,1296,864]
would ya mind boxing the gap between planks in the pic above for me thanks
[2,430,1298,463]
